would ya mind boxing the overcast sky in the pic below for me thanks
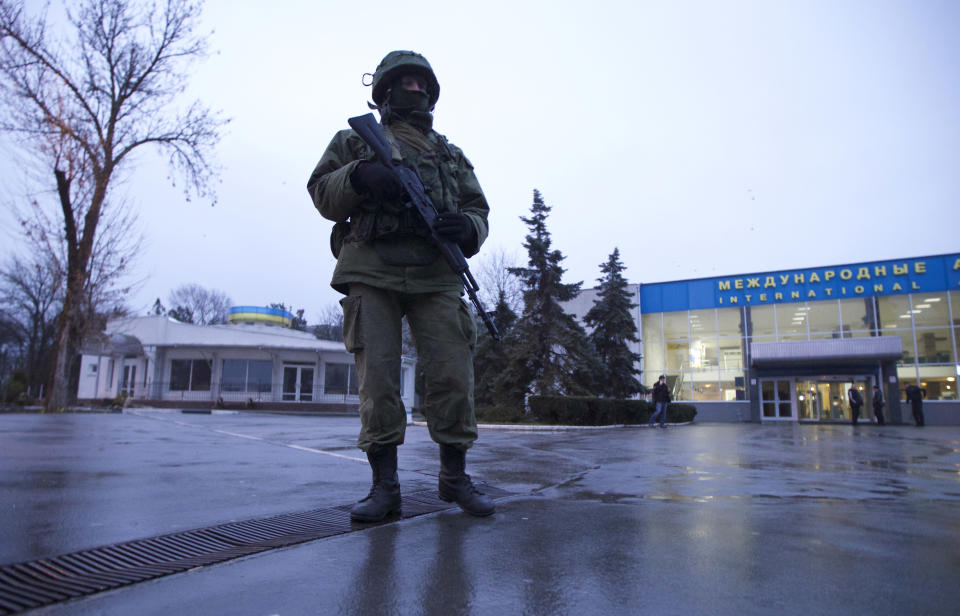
[3,0,958,321]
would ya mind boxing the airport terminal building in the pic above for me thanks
[571,252,960,425]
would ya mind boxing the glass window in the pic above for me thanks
[917,365,959,401]
[324,363,349,395]
[665,373,688,401]
[642,313,663,343]
[811,330,841,341]
[222,359,272,393]
[807,300,840,336]
[912,292,950,328]
[221,360,246,392]
[719,371,746,401]
[248,361,273,393]
[952,291,960,327]
[747,305,776,337]
[191,360,211,391]
[662,311,688,340]
[665,342,688,371]
[882,330,916,364]
[689,309,717,339]
[897,365,918,393]
[171,359,210,391]
[777,304,808,341]
[349,365,359,395]
[170,360,191,391]
[915,329,955,364]
[690,371,721,401]
[877,295,912,330]
[717,339,744,371]
[643,339,665,374]
[688,338,718,369]
[717,307,744,338]
[839,298,876,334]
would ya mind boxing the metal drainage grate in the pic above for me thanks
[0,484,510,615]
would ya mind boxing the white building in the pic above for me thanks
[76,313,416,411]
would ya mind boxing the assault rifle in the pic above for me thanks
[347,113,501,341]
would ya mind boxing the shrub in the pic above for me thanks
[528,395,696,426]
[475,405,528,424]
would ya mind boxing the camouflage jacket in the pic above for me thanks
[307,119,489,295]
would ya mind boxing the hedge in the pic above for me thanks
[475,405,529,424]
[527,396,697,426]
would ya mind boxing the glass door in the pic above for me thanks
[282,365,315,402]
[121,364,136,397]
[795,380,817,420]
[760,378,795,420]
[796,376,875,422]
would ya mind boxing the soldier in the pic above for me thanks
[307,51,494,521]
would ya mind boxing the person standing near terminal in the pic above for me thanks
[649,375,671,427]
[872,384,885,425]
[847,384,863,425]
[307,50,494,521]
[905,383,926,426]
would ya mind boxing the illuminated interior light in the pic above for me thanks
[910,310,921,314]
[924,298,942,302]
[915,304,931,309]
[948,377,956,382]
[920,382,927,386]
[899,315,912,319]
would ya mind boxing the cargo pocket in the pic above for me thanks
[340,295,363,353]
[457,298,477,352]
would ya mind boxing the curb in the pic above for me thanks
[411,421,694,432]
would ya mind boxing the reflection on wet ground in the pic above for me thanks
[3,412,960,615]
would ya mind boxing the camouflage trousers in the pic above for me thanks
[340,283,478,452]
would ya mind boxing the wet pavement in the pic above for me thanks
[1,410,959,615]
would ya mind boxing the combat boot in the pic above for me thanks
[350,445,401,522]
[438,444,495,517]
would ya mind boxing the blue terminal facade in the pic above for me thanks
[638,253,960,425]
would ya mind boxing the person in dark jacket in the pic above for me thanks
[905,383,926,426]
[872,384,885,425]
[649,375,671,427]
[873,385,887,426]
[847,384,863,425]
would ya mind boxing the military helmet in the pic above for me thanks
[370,50,440,107]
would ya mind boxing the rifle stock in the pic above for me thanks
[347,113,501,341]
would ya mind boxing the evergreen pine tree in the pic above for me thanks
[473,290,517,406]
[583,248,643,398]
[495,190,602,405]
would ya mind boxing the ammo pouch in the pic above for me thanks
[329,221,351,258]
[345,202,439,266]
[373,234,439,266]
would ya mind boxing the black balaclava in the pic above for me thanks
[382,77,433,129]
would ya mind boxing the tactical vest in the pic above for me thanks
[330,124,462,266]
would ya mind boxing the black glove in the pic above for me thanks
[350,161,402,200]
[434,211,475,246]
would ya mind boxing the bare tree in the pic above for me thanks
[0,251,62,397]
[0,0,226,409]
[475,247,524,316]
[168,283,231,325]
[3,192,141,398]
[313,303,344,341]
